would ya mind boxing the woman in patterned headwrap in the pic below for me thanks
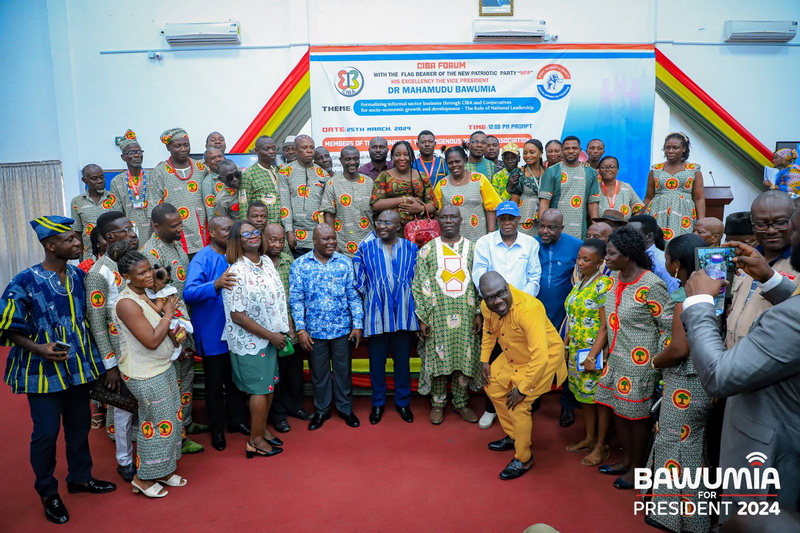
[642,132,705,243]
[766,148,800,198]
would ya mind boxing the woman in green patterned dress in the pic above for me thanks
[510,139,546,236]
[594,226,674,490]
[563,239,612,467]
[642,132,706,242]
[433,146,502,243]
[646,233,713,533]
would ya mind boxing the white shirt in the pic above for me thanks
[472,230,542,297]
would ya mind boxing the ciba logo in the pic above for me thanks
[335,66,364,97]
[536,64,571,100]
[634,452,781,492]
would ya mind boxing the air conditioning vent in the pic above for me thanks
[473,20,547,42]
[162,21,241,46]
[723,20,796,43]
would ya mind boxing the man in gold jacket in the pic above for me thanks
[479,271,567,480]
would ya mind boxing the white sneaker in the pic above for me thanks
[478,411,496,430]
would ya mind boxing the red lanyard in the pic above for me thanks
[601,180,620,209]
[419,158,436,180]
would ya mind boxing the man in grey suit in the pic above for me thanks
[681,205,800,519]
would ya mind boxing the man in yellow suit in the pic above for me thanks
[479,271,567,480]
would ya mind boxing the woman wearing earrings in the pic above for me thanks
[642,132,705,242]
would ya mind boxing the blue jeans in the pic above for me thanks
[367,331,414,407]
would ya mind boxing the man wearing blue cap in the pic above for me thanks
[472,200,542,429]
[1,216,116,524]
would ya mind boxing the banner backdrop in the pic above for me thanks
[310,44,655,194]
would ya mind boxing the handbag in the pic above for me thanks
[404,212,441,246]
[90,373,138,413]
[402,169,440,245]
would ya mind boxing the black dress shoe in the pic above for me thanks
[211,433,226,451]
[338,411,361,428]
[488,435,516,452]
[66,478,117,494]
[246,441,283,458]
[117,463,136,483]
[499,458,533,480]
[293,409,314,421]
[613,476,635,490]
[227,423,251,436]
[42,495,69,524]
[395,406,414,423]
[308,412,331,431]
[266,436,284,447]
[369,406,384,425]
[559,408,575,428]
[274,420,291,433]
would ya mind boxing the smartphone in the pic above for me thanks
[53,341,72,352]
[694,246,737,310]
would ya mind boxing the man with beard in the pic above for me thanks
[724,191,799,348]
[358,136,393,180]
[2,216,115,524]
[682,201,800,521]
[150,128,209,255]
[538,135,600,239]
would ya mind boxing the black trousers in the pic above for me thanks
[202,354,248,436]
[27,383,93,498]
[269,348,306,423]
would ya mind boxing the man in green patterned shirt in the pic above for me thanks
[213,159,242,219]
[278,134,329,255]
[239,135,287,233]
[321,146,374,257]
[264,223,313,432]
[70,164,121,260]
[150,127,209,256]
[465,130,497,178]
[201,147,225,221]
[139,203,205,453]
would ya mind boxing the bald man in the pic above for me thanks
[587,221,613,241]
[693,217,724,247]
[479,272,567,480]
[70,164,120,260]
[289,224,364,430]
[358,136,393,180]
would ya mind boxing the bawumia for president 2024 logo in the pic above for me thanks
[536,64,571,100]
[336,67,364,97]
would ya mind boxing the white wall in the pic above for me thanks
[2,0,798,216]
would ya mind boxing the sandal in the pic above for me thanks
[565,442,593,453]
[157,474,187,487]
[131,480,168,498]
[581,445,611,467]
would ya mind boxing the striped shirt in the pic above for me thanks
[353,238,419,337]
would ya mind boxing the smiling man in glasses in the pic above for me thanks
[725,190,799,349]
[478,271,566,480]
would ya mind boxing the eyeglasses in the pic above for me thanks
[242,229,262,239]
[123,150,144,156]
[483,287,509,303]
[222,170,242,181]
[108,226,138,236]
[599,165,618,171]
[375,220,396,227]
[751,219,790,232]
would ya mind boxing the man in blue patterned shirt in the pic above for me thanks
[289,224,364,431]
[2,216,116,524]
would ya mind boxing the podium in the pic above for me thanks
[703,186,734,221]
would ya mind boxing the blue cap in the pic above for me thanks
[495,201,520,217]
[30,215,75,240]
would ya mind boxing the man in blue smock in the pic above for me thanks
[535,208,583,427]
[184,216,249,451]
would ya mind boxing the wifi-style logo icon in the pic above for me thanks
[746,451,768,467]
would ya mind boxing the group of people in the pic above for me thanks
[4,126,800,532]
